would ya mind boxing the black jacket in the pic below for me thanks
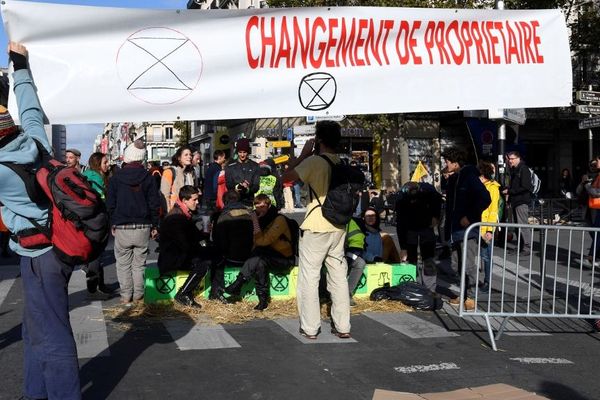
[204,162,221,201]
[106,163,160,227]
[157,205,202,273]
[225,159,260,206]
[508,162,533,208]
[395,183,442,248]
[212,201,255,263]
[445,165,491,237]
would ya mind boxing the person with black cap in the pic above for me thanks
[225,137,260,207]
[0,42,81,400]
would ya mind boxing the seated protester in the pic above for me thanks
[255,159,284,210]
[158,185,214,309]
[345,216,367,306]
[211,190,256,302]
[363,207,401,263]
[224,194,294,310]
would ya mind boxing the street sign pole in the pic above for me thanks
[589,85,594,161]
[495,0,506,184]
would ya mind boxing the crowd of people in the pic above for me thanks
[1,42,600,400]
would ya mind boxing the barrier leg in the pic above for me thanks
[495,316,510,341]
[484,314,498,351]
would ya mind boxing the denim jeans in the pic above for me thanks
[21,250,81,400]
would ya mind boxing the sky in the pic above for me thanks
[0,0,191,163]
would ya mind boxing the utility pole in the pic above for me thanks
[589,84,594,160]
[495,0,506,184]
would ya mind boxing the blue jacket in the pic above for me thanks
[204,161,221,200]
[106,162,160,227]
[0,69,53,257]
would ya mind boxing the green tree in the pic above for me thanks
[174,121,191,147]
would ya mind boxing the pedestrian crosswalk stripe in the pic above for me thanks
[510,357,573,364]
[163,320,241,350]
[0,264,18,308]
[364,312,459,338]
[274,318,357,344]
[68,271,111,359]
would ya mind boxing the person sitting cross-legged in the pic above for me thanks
[224,194,295,310]
[158,185,216,308]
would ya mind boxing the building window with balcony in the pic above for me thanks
[165,127,174,141]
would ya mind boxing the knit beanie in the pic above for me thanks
[0,106,18,138]
[236,138,251,153]
[123,139,146,163]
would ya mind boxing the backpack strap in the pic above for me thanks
[305,155,335,220]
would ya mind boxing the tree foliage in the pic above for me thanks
[174,121,191,147]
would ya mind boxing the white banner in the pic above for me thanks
[2,1,572,124]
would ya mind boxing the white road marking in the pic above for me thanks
[364,312,459,338]
[163,320,241,350]
[394,362,459,374]
[509,357,573,364]
[68,271,110,359]
[0,264,19,307]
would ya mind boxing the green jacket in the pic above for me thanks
[83,169,106,200]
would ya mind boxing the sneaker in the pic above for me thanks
[480,283,489,293]
[330,327,351,339]
[299,327,319,340]
[448,296,461,306]
[98,284,117,295]
[581,258,593,268]
[349,297,357,307]
[209,292,228,304]
[463,298,476,311]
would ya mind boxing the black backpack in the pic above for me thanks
[283,216,300,257]
[308,155,365,226]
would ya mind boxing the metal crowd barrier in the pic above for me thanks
[458,222,600,351]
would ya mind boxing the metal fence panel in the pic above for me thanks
[458,222,600,351]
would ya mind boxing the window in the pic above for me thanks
[165,127,173,141]
[152,127,162,142]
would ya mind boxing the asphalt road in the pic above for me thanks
[1,217,599,400]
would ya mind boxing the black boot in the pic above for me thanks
[224,273,247,296]
[175,272,203,309]
[254,268,270,311]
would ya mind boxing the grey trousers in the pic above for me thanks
[452,238,479,298]
[297,230,350,335]
[513,204,532,249]
[114,227,150,301]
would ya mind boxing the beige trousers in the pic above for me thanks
[297,229,350,335]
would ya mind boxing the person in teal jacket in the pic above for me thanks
[0,42,81,399]
[82,152,114,295]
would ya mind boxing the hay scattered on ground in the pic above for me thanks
[103,297,413,327]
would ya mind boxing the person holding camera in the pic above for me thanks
[225,138,260,208]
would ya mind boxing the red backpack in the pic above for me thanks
[1,139,109,265]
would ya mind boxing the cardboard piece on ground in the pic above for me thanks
[372,385,549,400]
[371,389,423,400]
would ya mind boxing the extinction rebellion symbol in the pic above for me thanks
[298,72,337,111]
[116,27,203,105]
[357,273,367,290]
[271,274,289,292]
[156,274,176,294]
